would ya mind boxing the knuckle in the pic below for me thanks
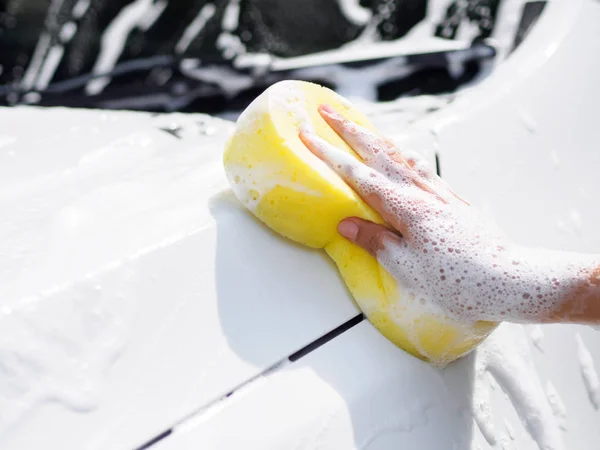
[366,232,387,255]
[340,162,356,177]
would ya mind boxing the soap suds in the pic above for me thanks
[20,33,52,91]
[35,44,64,90]
[221,0,240,31]
[72,0,91,18]
[337,0,372,26]
[228,82,480,363]
[504,419,515,439]
[180,60,254,97]
[472,374,497,446]
[216,0,244,60]
[0,265,135,434]
[473,324,564,450]
[226,163,323,212]
[268,81,314,131]
[575,333,600,410]
[234,82,600,367]
[59,22,78,43]
[305,111,600,325]
[228,82,357,212]
[86,0,167,95]
[499,435,513,450]
[529,325,544,352]
[545,381,567,430]
[175,4,217,54]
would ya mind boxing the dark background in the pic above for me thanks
[0,0,545,114]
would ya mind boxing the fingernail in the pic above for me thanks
[299,121,315,134]
[338,220,359,241]
[298,125,314,142]
[319,104,336,116]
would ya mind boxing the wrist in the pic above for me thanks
[544,261,600,324]
[502,246,600,324]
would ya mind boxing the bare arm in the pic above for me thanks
[299,104,600,326]
[547,266,600,324]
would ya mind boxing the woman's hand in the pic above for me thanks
[299,104,600,324]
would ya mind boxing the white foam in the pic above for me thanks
[232,81,600,344]
[221,0,241,31]
[307,114,600,324]
[472,373,497,446]
[337,0,372,26]
[59,22,78,43]
[0,264,133,434]
[228,82,357,212]
[545,381,567,430]
[20,33,52,91]
[175,4,216,54]
[226,163,323,212]
[86,0,166,95]
[473,324,564,450]
[529,325,544,352]
[575,333,600,410]
[35,45,64,90]
[504,419,515,440]
[180,60,253,97]
[338,137,600,324]
[268,81,314,132]
[72,0,91,19]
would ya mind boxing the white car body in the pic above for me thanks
[0,0,599,449]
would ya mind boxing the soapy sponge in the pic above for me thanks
[223,80,496,365]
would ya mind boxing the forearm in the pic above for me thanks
[498,246,600,325]
[415,241,600,325]
[542,264,600,324]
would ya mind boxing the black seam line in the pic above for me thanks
[133,359,287,450]
[288,313,364,362]
[435,152,441,177]
[133,313,365,450]
[134,429,173,450]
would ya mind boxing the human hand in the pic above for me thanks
[299,104,598,324]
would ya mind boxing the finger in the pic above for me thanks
[399,149,467,205]
[299,128,424,232]
[299,127,397,200]
[384,151,443,200]
[436,177,471,205]
[401,150,436,181]
[299,127,371,180]
[319,104,433,183]
[319,104,408,168]
[338,218,415,281]
[319,104,445,201]
[338,217,403,258]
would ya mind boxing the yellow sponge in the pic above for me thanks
[223,80,497,365]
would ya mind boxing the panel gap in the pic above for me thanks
[289,314,364,362]
[133,313,365,450]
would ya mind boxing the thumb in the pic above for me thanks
[337,218,402,258]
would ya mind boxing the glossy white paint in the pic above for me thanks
[0,109,362,449]
[155,322,600,450]
[157,0,600,448]
[156,321,479,450]
[1,0,600,448]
